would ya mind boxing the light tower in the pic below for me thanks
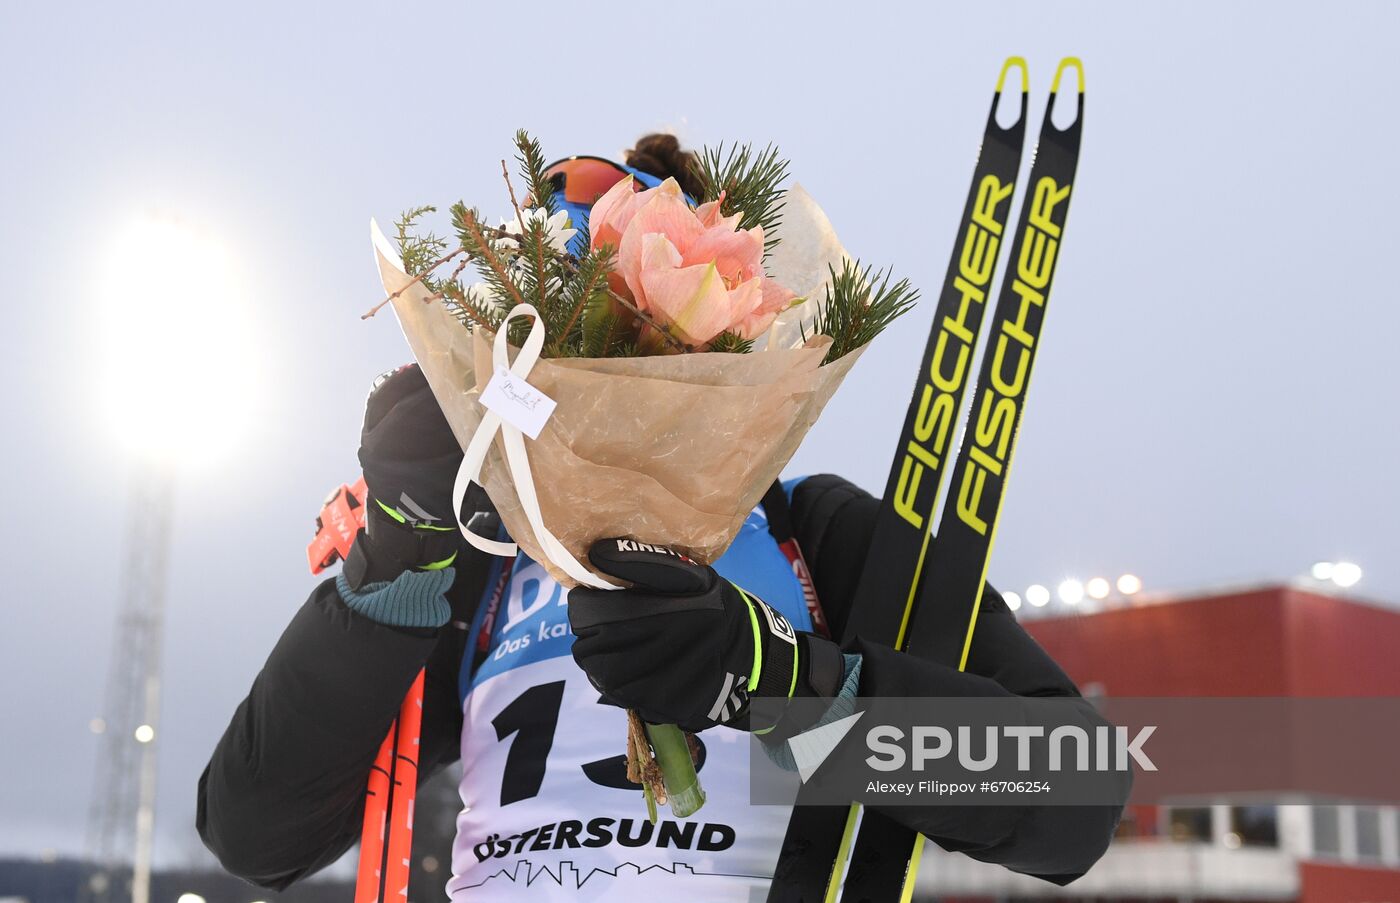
[80,214,257,903]
[82,467,174,903]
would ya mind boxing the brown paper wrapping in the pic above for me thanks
[371,212,863,587]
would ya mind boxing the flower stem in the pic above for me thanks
[642,778,659,826]
[645,722,705,818]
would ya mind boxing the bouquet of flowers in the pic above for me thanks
[366,130,915,818]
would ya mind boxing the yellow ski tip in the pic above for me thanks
[1052,57,1085,94]
[997,56,1029,94]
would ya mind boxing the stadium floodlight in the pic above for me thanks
[175,894,207,903]
[1116,573,1143,595]
[96,214,259,466]
[1086,577,1110,600]
[1026,584,1050,607]
[1057,579,1085,605]
[1311,561,1334,581]
[133,724,155,744]
[1330,561,1362,588]
[1003,591,1021,612]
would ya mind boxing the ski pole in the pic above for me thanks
[353,714,396,903]
[353,669,425,903]
[383,669,425,897]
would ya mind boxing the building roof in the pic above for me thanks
[1023,583,1400,697]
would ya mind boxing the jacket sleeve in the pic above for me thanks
[196,577,467,890]
[788,473,1127,884]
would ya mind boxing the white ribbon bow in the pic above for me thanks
[451,303,618,589]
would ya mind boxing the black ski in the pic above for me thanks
[765,57,1030,903]
[839,57,1085,903]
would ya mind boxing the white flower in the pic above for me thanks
[496,208,577,256]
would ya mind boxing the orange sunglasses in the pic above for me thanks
[543,155,652,206]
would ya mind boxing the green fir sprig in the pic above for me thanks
[513,129,557,215]
[807,259,919,364]
[395,206,450,277]
[707,331,754,354]
[692,143,790,256]
[549,243,615,357]
[449,203,528,311]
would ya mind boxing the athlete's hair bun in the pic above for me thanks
[625,133,704,201]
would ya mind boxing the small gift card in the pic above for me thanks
[479,366,557,439]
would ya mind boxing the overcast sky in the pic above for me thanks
[2,0,1397,869]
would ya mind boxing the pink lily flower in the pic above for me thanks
[590,176,798,347]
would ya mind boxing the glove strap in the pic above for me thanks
[345,503,461,590]
[737,586,801,701]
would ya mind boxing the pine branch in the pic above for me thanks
[707,331,754,354]
[441,281,501,332]
[366,208,535,321]
[520,214,552,312]
[550,247,690,355]
[581,309,621,358]
[514,129,557,214]
[419,255,502,334]
[361,207,466,319]
[550,244,615,356]
[422,259,469,308]
[808,259,919,364]
[395,205,450,276]
[572,217,592,258]
[693,143,790,255]
[451,203,529,312]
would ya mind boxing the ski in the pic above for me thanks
[839,57,1085,903]
[765,56,1030,903]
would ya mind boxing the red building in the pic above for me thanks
[915,582,1400,903]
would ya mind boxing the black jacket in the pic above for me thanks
[197,474,1124,890]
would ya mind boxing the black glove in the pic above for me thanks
[568,539,846,735]
[344,363,470,590]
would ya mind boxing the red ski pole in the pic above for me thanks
[354,715,397,903]
[382,670,425,898]
[353,670,424,903]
